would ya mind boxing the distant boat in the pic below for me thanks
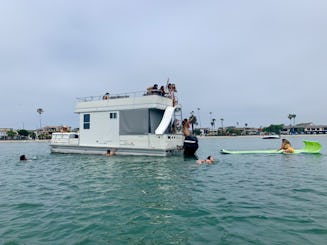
[262,134,280,139]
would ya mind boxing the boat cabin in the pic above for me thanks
[50,91,184,156]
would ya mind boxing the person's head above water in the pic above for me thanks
[20,155,27,161]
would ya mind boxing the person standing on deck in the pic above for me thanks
[182,118,191,137]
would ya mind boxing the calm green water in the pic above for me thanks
[1,136,327,244]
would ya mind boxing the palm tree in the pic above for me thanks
[211,118,216,130]
[37,108,44,129]
[292,113,296,134]
[189,111,197,133]
[288,114,293,126]
[197,108,201,128]
[288,113,296,134]
[244,123,248,135]
[220,118,224,136]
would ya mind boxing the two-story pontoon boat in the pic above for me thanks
[50,90,197,156]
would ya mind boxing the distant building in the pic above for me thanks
[281,123,327,135]
[0,128,13,140]
[304,124,327,134]
[36,125,73,139]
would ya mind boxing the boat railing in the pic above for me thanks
[76,90,176,102]
[77,91,145,102]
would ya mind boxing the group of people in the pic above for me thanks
[195,138,294,165]
[18,139,294,166]
[19,150,116,161]
[147,82,177,106]
[147,83,177,96]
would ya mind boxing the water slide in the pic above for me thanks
[155,106,175,134]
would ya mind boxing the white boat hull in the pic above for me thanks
[50,144,182,156]
[262,135,280,139]
[50,132,184,156]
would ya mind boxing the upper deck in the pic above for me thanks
[75,91,176,113]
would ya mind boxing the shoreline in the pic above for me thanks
[1,134,326,143]
[0,140,50,143]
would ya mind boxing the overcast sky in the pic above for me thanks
[1,0,327,130]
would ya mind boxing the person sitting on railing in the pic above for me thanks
[159,85,166,96]
[166,83,177,105]
[147,84,159,95]
[102,92,110,100]
[167,83,172,97]
[172,83,177,93]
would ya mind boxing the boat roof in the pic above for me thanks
[75,90,177,113]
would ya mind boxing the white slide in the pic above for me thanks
[155,106,176,134]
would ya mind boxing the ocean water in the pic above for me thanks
[1,136,327,244]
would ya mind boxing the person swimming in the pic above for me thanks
[196,155,215,164]
[105,149,115,156]
[20,155,28,161]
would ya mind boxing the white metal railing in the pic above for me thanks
[76,91,145,102]
[76,90,177,103]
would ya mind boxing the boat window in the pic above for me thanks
[110,112,117,119]
[83,114,90,129]
[119,109,148,135]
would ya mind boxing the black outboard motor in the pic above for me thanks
[183,135,199,156]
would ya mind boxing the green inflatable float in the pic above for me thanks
[220,141,322,154]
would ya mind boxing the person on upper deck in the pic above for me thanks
[102,92,110,100]
[279,138,295,153]
[147,84,159,95]
[166,83,177,106]
[159,85,166,96]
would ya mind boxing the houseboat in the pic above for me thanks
[50,89,195,156]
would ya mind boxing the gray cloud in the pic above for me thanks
[1,0,327,129]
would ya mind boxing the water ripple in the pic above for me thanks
[1,139,327,244]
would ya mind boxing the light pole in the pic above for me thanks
[209,112,212,129]
[292,113,296,134]
[190,111,195,133]
[197,107,201,128]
